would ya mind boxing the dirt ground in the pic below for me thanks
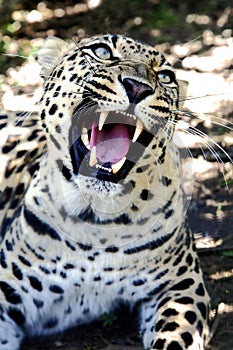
[0,1,233,349]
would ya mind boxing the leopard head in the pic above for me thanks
[37,34,182,195]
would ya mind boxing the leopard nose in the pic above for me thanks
[122,78,153,104]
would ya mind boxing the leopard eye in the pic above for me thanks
[94,46,112,60]
[157,70,175,84]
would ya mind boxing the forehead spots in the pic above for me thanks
[76,34,163,65]
[111,35,118,48]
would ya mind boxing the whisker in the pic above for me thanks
[184,33,203,45]
[6,91,41,98]
[189,126,233,163]
[175,109,233,132]
[179,92,231,103]
[3,53,30,60]
[170,118,232,190]
[35,58,57,71]
[73,99,97,116]
[187,128,232,190]
[203,115,233,132]
[173,116,232,163]
[15,111,34,126]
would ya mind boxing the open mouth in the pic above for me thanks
[69,106,153,183]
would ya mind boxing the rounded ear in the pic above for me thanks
[35,37,71,79]
[177,79,189,109]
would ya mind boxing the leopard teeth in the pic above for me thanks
[89,146,97,167]
[111,157,126,174]
[96,164,112,173]
[81,128,90,150]
[132,118,143,143]
[120,111,136,120]
[99,111,109,131]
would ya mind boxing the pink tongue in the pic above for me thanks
[90,123,130,164]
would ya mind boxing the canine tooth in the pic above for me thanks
[89,146,97,167]
[81,133,90,150]
[111,157,126,174]
[99,111,109,131]
[132,118,144,143]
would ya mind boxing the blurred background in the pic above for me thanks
[0,0,232,68]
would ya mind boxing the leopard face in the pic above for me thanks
[37,34,179,196]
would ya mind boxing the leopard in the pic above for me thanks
[0,34,212,350]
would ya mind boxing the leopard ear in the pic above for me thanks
[177,79,189,109]
[35,37,72,79]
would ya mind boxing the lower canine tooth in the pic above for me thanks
[81,129,90,150]
[132,118,143,143]
[81,134,90,150]
[89,146,97,167]
[111,157,126,174]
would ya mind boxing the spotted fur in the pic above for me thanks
[0,34,210,350]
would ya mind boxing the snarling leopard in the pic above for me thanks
[0,34,211,350]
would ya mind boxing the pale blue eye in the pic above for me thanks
[158,71,173,84]
[94,46,111,60]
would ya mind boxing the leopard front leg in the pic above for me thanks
[0,305,24,350]
[140,280,210,350]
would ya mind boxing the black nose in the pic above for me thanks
[122,78,153,104]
